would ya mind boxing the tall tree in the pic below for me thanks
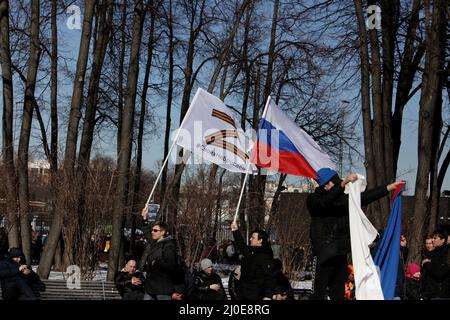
[0,0,19,248]
[17,0,41,264]
[248,0,279,229]
[38,0,96,279]
[131,0,159,255]
[73,0,114,269]
[107,0,146,280]
[410,0,448,263]
[160,0,174,205]
[167,0,250,232]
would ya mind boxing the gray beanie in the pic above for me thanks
[200,258,213,271]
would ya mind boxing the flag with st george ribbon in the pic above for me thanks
[175,88,257,174]
[250,96,335,178]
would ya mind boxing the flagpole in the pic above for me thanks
[144,136,179,207]
[232,96,272,224]
[233,164,251,223]
[144,90,202,207]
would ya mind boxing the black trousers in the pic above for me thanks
[3,280,38,300]
[311,255,348,300]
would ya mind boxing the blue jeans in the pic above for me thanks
[144,293,171,300]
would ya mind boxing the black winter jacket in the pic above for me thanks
[307,181,388,264]
[115,270,145,300]
[0,258,39,300]
[232,230,275,300]
[192,270,226,300]
[421,244,449,299]
[139,227,178,295]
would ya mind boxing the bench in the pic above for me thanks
[0,279,122,300]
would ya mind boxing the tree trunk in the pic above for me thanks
[167,0,249,232]
[368,3,390,228]
[248,0,278,230]
[117,0,128,157]
[392,0,422,176]
[49,0,59,268]
[161,0,174,205]
[107,0,145,281]
[410,0,447,264]
[131,0,158,255]
[74,0,113,267]
[380,0,397,184]
[38,0,96,279]
[167,0,206,231]
[17,0,41,264]
[237,5,253,228]
[0,0,19,248]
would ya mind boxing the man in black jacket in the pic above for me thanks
[0,248,39,300]
[230,221,275,300]
[306,168,402,300]
[139,206,178,300]
[115,259,145,300]
[421,229,449,299]
[192,258,226,300]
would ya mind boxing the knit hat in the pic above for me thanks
[200,258,213,271]
[405,263,420,279]
[8,247,23,259]
[316,168,338,186]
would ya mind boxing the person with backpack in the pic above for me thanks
[191,258,226,300]
[139,206,178,300]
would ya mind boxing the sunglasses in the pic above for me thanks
[152,229,161,232]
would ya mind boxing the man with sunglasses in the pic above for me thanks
[139,205,178,300]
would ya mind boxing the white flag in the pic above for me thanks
[175,88,257,174]
[348,175,384,300]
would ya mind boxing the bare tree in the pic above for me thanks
[107,0,147,281]
[0,0,19,248]
[410,0,448,263]
[38,0,96,279]
[17,0,41,263]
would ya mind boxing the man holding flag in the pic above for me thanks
[306,169,402,300]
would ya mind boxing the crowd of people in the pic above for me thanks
[111,206,296,301]
[0,169,449,301]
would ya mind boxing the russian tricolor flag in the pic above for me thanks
[373,182,405,300]
[250,97,335,178]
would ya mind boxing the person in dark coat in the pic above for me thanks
[0,248,39,300]
[272,258,295,300]
[115,259,145,300]
[306,168,402,300]
[230,221,276,300]
[191,258,226,300]
[421,229,450,300]
[139,206,178,300]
